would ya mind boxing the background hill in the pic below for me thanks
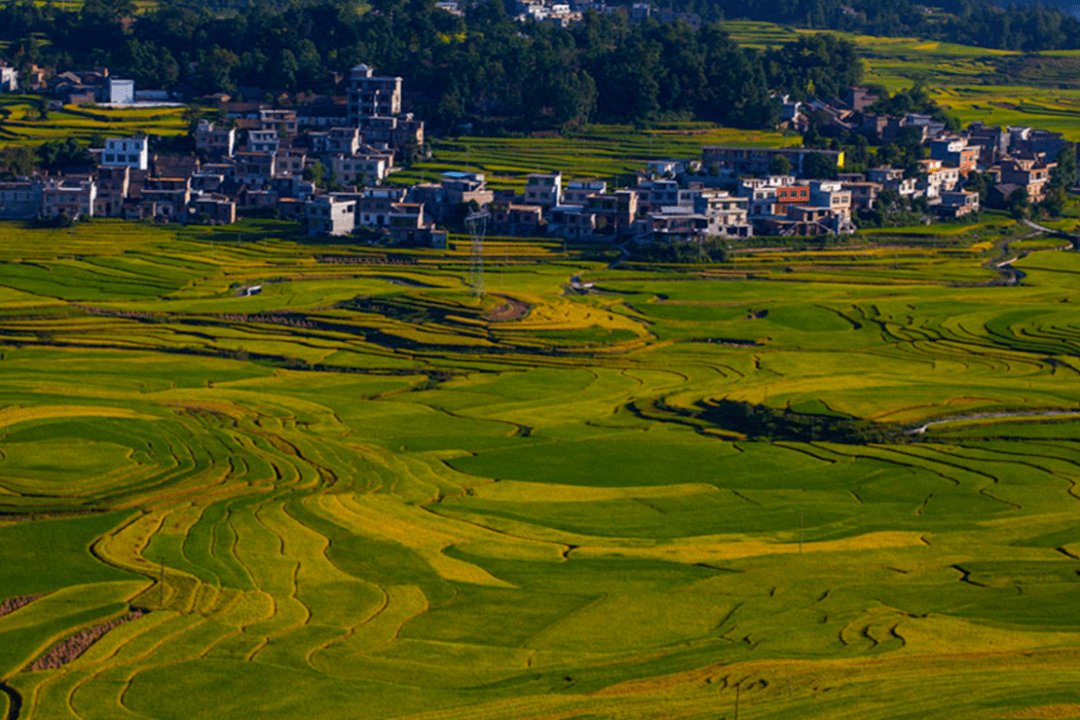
[1006,0,1080,17]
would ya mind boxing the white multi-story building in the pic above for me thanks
[636,178,684,213]
[867,167,917,198]
[524,172,562,208]
[247,130,281,155]
[939,190,980,218]
[42,177,97,219]
[329,154,388,187]
[809,180,853,221]
[306,195,356,236]
[0,65,18,92]
[258,109,298,138]
[645,159,690,177]
[326,127,362,156]
[917,159,961,201]
[195,120,236,159]
[357,187,408,227]
[101,137,149,171]
[274,149,307,179]
[563,180,607,206]
[105,78,136,105]
[694,190,752,238]
[748,188,779,219]
[347,64,402,122]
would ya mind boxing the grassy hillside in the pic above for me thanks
[725,20,1080,140]
[1,218,1080,718]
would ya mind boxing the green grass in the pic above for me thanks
[1,218,1080,718]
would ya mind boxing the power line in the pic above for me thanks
[465,210,489,298]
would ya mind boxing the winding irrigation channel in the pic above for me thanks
[1023,218,1080,249]
[909,409,1080,434]
[0,681,21,720]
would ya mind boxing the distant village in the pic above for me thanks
[433,0,700,29]
[0,59,1073,247]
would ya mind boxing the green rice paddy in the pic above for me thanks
[1,217,1080,718]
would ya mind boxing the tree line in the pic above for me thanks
[0,0,865,132]
[643,0,1080,51]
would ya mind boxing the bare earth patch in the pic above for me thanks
[0,594,41,619]
[28,609,147,671]
[485,298,532,322]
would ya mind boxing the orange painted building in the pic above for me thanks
[776,186,810,204]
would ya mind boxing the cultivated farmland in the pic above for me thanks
[723,20,1080,141]
[1,219,1080,718]
[391,123,801,190]
[0,97,188,147]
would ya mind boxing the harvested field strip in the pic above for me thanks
[27,611,147,672]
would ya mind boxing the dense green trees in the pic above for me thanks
[874,127,929,175]
[36,138,92,172]
[0,146,37,179]
[698,399,908,444]
[6,0,1069,136]
[769,155,793,176]
[0,0,862,133]
[628,237,729,263]
[803,152,841,180]
[868,86,940,119]
[1042,146,1078,216]
[764,34,863,101]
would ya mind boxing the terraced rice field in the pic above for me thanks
[1,218,1080,718]
[723,21,1080,140]
[929,85,1080,141]
[391,124,801,190]
[0,97,188,147]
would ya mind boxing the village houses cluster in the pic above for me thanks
[428,110,1064,243]
[0,64,430,239]
[476,97,1065,242]
[431,0,699,29]
[0,63,163,105]
[0,61,1070,246]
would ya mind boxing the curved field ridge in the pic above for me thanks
[0,219,1079,719]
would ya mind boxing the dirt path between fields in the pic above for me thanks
[909,409,1080,434]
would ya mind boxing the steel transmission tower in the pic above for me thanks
[465,211,489,298]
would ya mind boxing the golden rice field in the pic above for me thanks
[0,97,189,147]
[1,217,1080,718]
[391,124,802,190]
